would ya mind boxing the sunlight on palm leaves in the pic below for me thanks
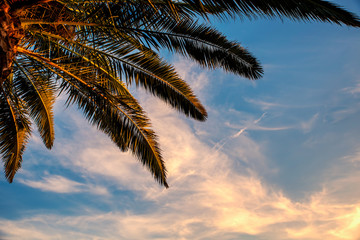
[0,0,359,187]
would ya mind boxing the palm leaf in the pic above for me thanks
[0,78,31,182]
[26,29,208,120]
[17,47,169,187]
[13,60,56,149]
[146,0,360,26]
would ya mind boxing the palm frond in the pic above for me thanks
[72,2,262,79]
[26,29,208,121]
[0,78,31,182]
[117,18,263,79]
[17,47,168,187]
[13,60,56,149]
[180,0,360,26]
[72,0,360,27]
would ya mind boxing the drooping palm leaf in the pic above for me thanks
[0,78,31,182]
[13,60,56,149]
[17,46,169,187]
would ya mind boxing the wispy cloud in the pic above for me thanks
[342,81,360,96]
[225,112,291,135]
[300,113,319,133]
[173,58,210,95]
[19,175,109,195]
[245,98,287,110]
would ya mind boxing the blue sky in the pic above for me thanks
[1,1,360,239]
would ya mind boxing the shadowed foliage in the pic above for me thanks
[0,0,359,187]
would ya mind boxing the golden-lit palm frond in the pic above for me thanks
[13,59,56,149]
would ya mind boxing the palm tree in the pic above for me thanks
[0,0,359,187]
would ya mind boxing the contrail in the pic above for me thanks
[231,112,266,139]
[213,112,267,153]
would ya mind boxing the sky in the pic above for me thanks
[1,1,360,240]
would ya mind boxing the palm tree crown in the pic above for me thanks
[0,0,359,187]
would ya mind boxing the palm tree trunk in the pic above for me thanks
[0,0,51,86]
[0,3,22,84]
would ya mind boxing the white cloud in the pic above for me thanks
[19,175,82,193]
[224,111,291,135]
[245,98,287,110]
[173,58,210,94]
[19,175,109,195]
[2,163,360,239]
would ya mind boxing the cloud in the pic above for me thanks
[173,58,210,94]
[245,98,287,110]
[2,159,360,240]
[224,112,291,136]
[19,175,109,195]
[300,113,319,133]
[342,82,360,96]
